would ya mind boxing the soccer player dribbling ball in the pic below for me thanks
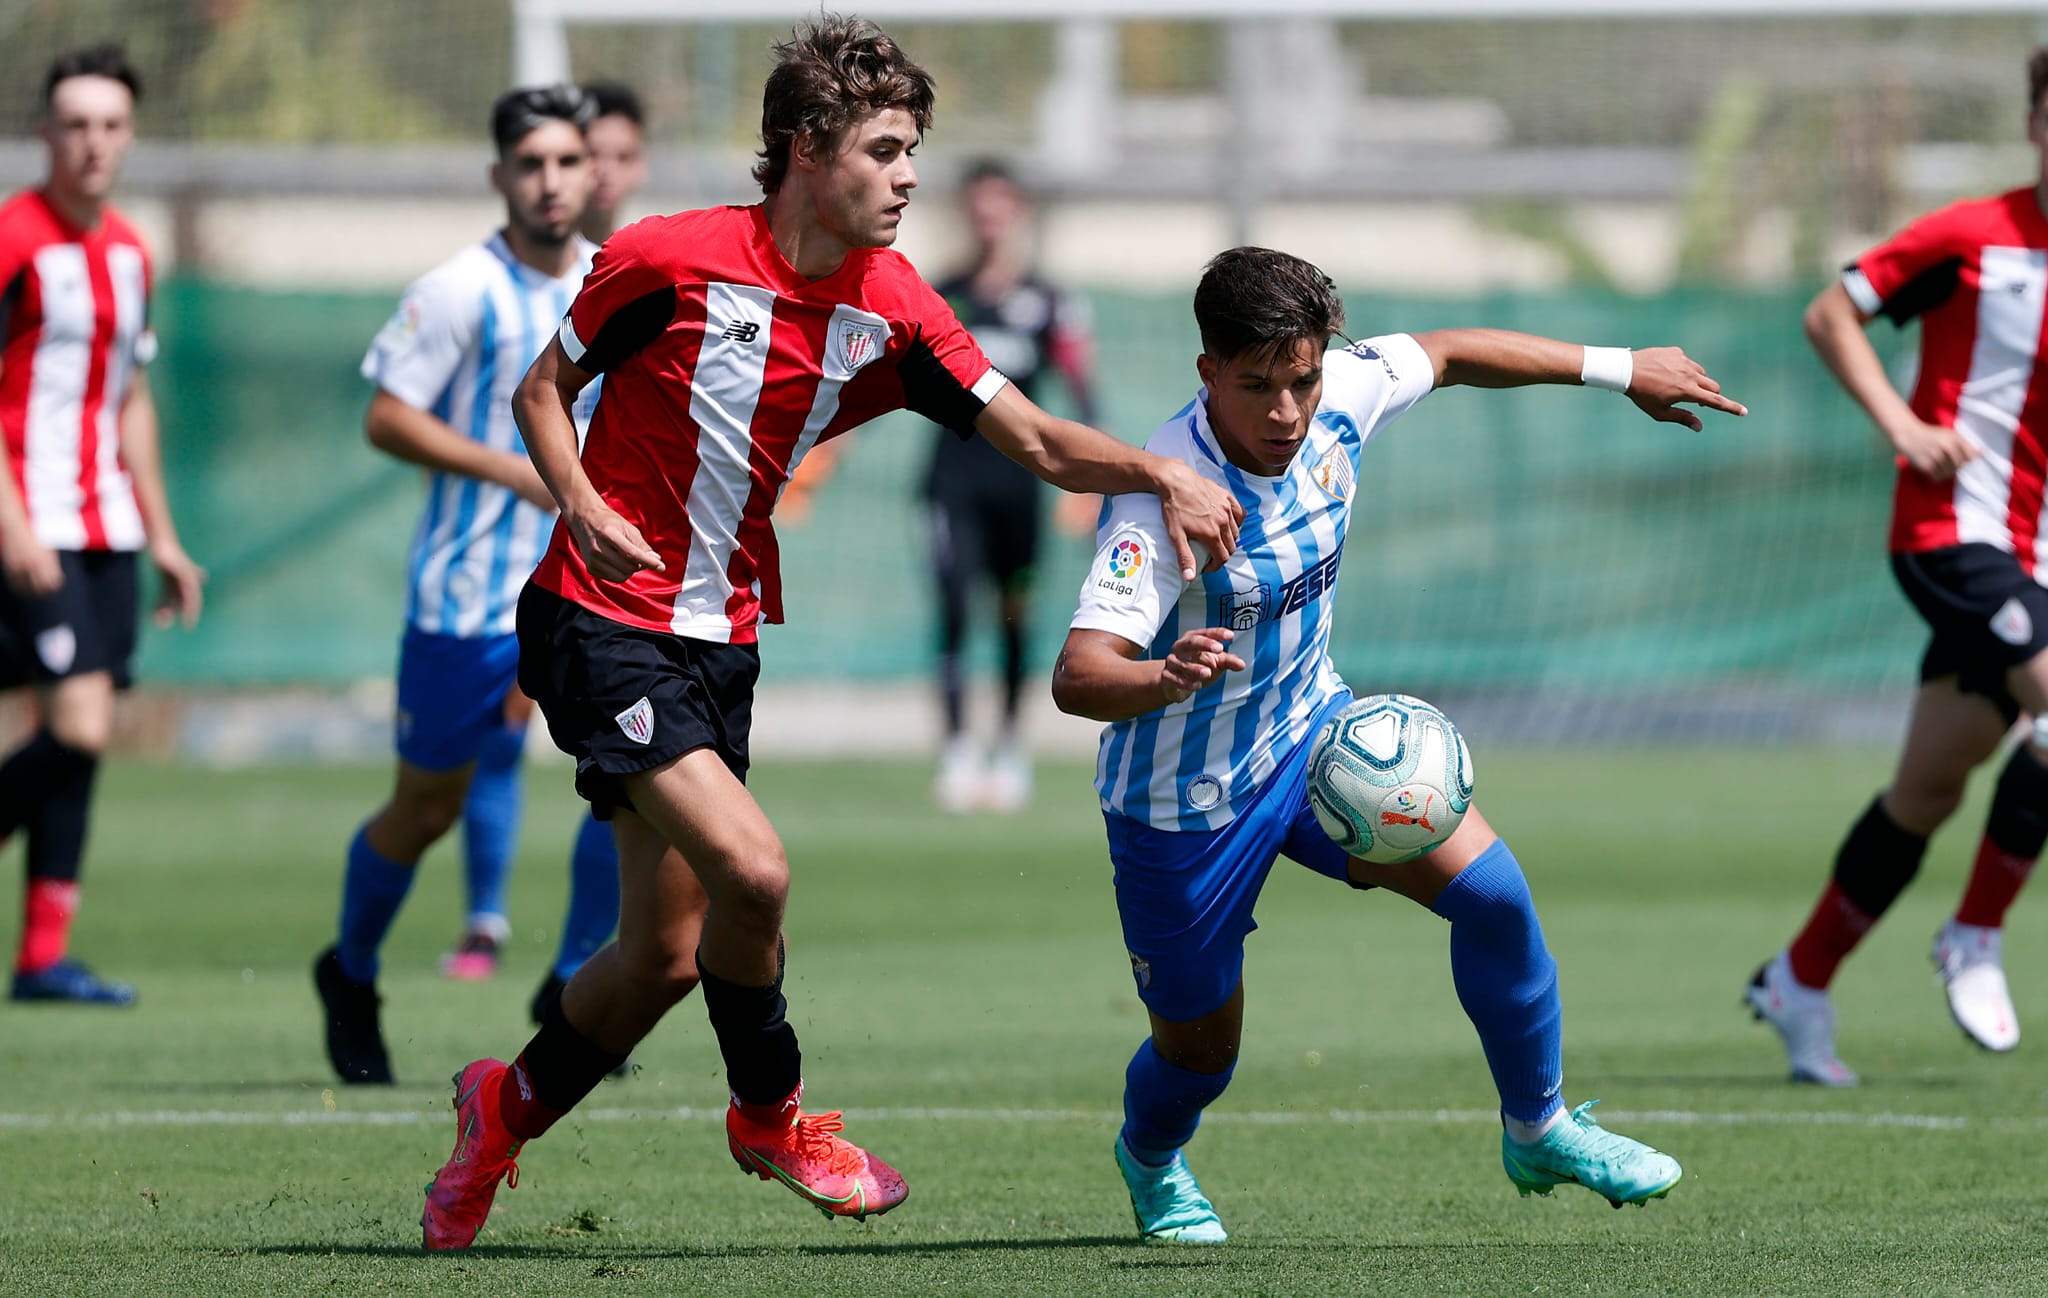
[1748,47,2048,1086]
[0,44,205,1007]
[419,16,1242,1249]
[1053,248,1745,1242]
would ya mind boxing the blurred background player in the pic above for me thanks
[1747,47,2048,1086]
[0,44,205,1006]
[1054,247,1736,1241]
[923,160,1098,813]
[312,84,613,1084]
[577,81,648,246]
[452,79,648,987]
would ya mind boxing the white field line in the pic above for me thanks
[0,1104,2033,1133]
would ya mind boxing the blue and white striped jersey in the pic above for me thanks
[361,232,598,638]
[1070,333,1436,830]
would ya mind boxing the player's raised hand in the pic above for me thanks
[1155,460,1243,581]
[1886,417,1979,482]
[566,501,664,583]
[1160,626,1247,703]
[1626,347,1749,431]
[149,540,207,629]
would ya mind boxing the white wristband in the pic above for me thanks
[1580,346,1632,394]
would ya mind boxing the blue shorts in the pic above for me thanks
[1105,691,1355,1022]
[394,627,522,772]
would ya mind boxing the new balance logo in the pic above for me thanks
[721,320,761,343]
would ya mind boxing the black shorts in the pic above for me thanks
[516,582,760,818]
[0,550,139,690]
[1891,542,2048,722]
[928,480,1044,595]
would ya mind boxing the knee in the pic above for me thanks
[44,713,108,757]
[1152,1035,1237,1075]
[712,841,790,930]
[392,788,465,845]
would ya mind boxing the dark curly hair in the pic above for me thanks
[753,14,935,194]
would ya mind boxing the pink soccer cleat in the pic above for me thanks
[421,1059,524,1250]
[726,1088,908,1221]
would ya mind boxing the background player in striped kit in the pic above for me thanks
[923,160,1099,813]
[1748,46,2048,1086]
[1054,247,1743,1242]
[418,16,1243,1249]
[0,44,206,1006]
[312,84,621,1085]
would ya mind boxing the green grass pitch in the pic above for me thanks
[2,750,2044,1296]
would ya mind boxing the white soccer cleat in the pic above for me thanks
[933,737,983,814]
[985,741,1033,814]
[1931,920,2020,1052]
[1745,952,1858,1087]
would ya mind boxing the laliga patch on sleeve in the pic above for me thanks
[1090,528,1152,604]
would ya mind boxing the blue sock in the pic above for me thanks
[552,813,620,981]
[461,726,526,928]
[1120,1039,1235,1167]
[337,827,418,984]
[1429,837,1564,1124]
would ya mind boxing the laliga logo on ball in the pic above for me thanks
[1306,694,1473,864]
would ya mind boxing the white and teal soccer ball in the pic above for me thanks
[1307,694,1474,864]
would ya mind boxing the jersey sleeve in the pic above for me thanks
[1068,493,1188,648]
[560,224,678,373]
[1844,204,1969,326]
[896,276,1009,437]
[1318,332,1437,439]
[360,271,474,411]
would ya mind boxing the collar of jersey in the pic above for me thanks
[1188,393,1289,497]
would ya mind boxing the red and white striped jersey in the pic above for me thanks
[0,189,152,553]
[534,203,1007,642]
[1844,187,2048,566]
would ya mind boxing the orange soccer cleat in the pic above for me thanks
[726,1089,908,1221]
[421,1059,525,1250]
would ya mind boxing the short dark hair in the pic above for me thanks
[962,158,1020,190]
[489,84,593,155]
[1193,247,1347,366]
[43,43,140,108]
[753,14,935,194]
[584,81,644,126]
[2031,46,2048,113]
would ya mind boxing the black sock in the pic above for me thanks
[699,943,801,1107]
[0,730,88,843]
[1833,795,1928,919]
[1986,746,2048,858]
[517,993,628,1116]
[26,741,98,883]
[999,615,1027,725]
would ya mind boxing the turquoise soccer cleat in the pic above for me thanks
[1114,1138,1228,1243]
[1501,1101,1682,1209]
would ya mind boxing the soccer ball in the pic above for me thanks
[1307,694,1474,864]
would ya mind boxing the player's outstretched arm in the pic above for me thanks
[975,384,1242,581]
[1804,280,1975,480]
[1052,626,1246,723]
[119,376,206,628]
[1412,329,1748,431]
[511,339,662,583]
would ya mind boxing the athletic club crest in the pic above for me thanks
[614,697,655,746]
[840,321,883,372]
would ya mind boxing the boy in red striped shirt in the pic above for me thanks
[0,44,203,1007]
[420,16,1241,1249]
[1750,46,2048,1084]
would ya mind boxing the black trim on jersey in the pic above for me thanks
[0,267,23,335]
[578,285,679,374]
[899,329,989,438]
[1854,256,1963,328]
